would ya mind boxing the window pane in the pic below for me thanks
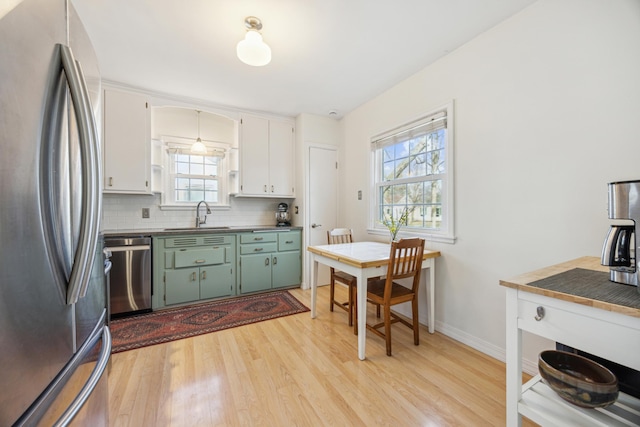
[204,164,217,176]
[381,185,393,205]
[191,163,204,175]
[407,182,424,204]
[176,177,189,190]
[409,154,426,177]
[176,162,189,174]
[424,180,442,204]
[395,141,409,158]
[204,191,218,203]
[204,179,217,191]
[383,161,394,181]
[175,190,188,201]
[189,189,204,201]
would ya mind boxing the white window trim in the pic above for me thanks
[367,101,456,244]
[158,136,232,210]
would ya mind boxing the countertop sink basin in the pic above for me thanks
[164,226,231,231]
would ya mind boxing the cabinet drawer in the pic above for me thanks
[240,233,277,244]
[278,232,300,251]
[174,247,226,268]
[240,243,277,255]
[518,293,640,371]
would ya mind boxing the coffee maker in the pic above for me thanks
[601,180,640,289]
[275,202,291,227]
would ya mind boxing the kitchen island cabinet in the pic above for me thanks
[500,257,640,426]
[103,89,151,194]
[238,114,295,197]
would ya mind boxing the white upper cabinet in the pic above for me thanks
[103,89,151,194]
[239,114,295,197]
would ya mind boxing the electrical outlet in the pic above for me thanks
[142,208,150,219]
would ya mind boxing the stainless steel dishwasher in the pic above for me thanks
[104,236,152,318]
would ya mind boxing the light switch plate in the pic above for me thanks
[142,208,150,218]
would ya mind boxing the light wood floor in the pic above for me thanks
[107,286,536,426]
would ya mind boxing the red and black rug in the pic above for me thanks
[110,290,309,353]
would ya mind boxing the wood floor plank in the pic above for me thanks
[107,286,537,426]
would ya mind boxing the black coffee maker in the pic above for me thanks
[275,203,291,227]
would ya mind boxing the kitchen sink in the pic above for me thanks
[164,226,231,231]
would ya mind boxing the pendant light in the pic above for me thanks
[236,16,271,67]
[191,110,207,154]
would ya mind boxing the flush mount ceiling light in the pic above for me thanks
[236,16,271,67]
[191,110,207,154]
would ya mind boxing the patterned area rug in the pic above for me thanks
[110,290,309,353]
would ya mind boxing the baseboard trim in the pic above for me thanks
[435,320,538,375]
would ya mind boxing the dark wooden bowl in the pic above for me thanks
[538,350,619,408]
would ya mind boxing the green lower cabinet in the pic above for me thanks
[154,233,236,308]
[165,268,200,305]
[200,264,234,299]
[272,251,301,288]
[238,230,302,294]
[153,230,300,308]
[239,254,273,294]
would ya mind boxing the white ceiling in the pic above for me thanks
[72,0,537,119]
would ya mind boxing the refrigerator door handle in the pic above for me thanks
[59,44,101,304]
[53,325,111,427]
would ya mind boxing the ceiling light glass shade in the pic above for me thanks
[237,30,271,66]
[191,138,207,154]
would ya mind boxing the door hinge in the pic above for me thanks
[336,161,338,169]
[145,102,149,109]
[146,180,149,187]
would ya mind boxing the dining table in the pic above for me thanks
[307,241,441,360]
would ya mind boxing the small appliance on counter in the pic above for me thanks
[601,180,640,291]
[276,202,291,227]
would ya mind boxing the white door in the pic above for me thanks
[307,145,338,288]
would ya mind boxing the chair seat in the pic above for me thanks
[333,271,356,284]
[367,278,414,303]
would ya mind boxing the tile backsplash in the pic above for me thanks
[102,193,290,231]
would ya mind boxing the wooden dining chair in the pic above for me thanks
[365,238,425,356]
[327,228,357,329]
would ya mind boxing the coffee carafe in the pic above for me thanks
[275,202,291,227]
[601,180,640,289]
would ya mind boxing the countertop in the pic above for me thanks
[103,225,303,237]
[500,256,640,318]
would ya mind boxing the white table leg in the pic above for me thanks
[505,287,523,427]
[310,257,318,318]
[427,259,435,334]
[356,269,367,360]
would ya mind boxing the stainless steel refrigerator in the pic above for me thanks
[0,0,111,425]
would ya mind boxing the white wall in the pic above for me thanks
[341,0,640,367]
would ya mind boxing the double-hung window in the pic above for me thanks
[371,102,455,243]
[162,138,229,207]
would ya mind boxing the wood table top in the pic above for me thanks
[500,256,640,318]
[307,241,441,269]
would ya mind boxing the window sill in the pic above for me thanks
[367,228,456,245]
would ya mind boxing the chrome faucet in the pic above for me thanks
[195,200,211,228]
